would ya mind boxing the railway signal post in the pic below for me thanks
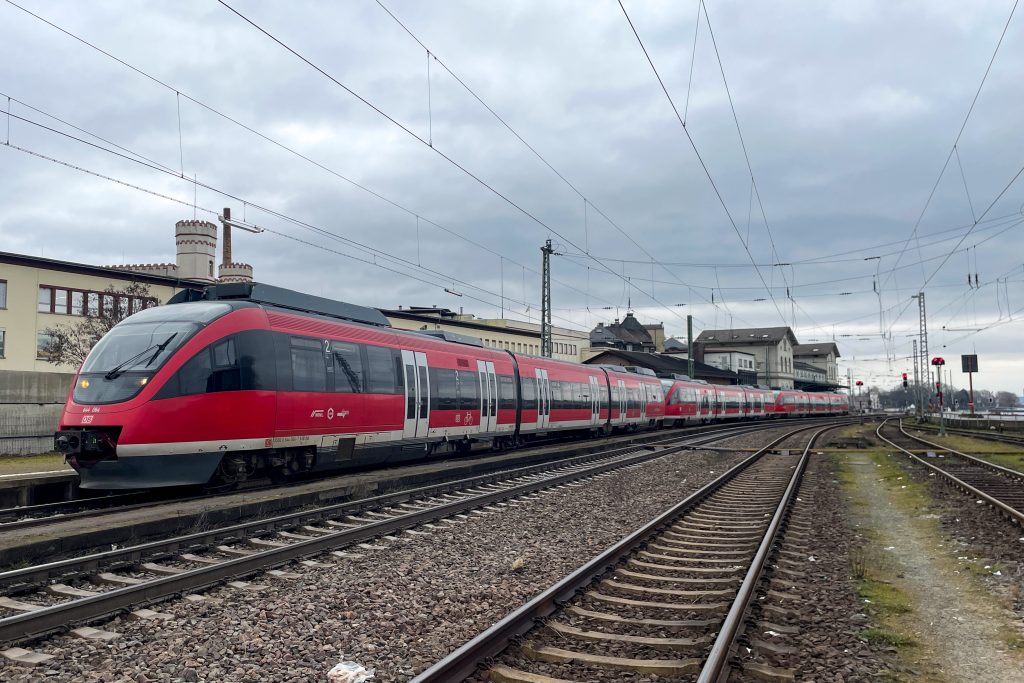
[931,356,946,435]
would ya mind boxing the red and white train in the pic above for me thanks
[662,380,849,425]
[54,284,844,490]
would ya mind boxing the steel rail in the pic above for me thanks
[410,420,844,683]
[898,419,1024,481]
[908,421,1024,447]
[0,416,831,533]
[696,425,826,682]
[0,422,794,646]
[876,419,1024,525]
[0,421,775,592]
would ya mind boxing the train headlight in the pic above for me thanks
[79,379,90,390]
[138,377,149,386]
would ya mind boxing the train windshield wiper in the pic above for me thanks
[103,333,178,380]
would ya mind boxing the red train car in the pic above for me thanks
[54,284,673,489]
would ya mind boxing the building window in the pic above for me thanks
[36,285,156,318]
[0,329,5,358]
[38,286,53,313]
[36,331,57,361]
[0,280,6,309]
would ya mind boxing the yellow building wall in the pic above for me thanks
[0,262,189,373]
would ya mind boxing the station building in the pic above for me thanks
[792,342,842,390]
[694,327,799,390]
[382,306,588,362]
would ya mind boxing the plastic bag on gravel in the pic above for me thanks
[327,662,375,682]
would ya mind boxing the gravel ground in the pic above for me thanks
[733,453,892,682]
[891,449,1024,615]
[0,438,771,682]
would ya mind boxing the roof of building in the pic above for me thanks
[584,349,739,381]
[793,342,841,358]
[590,313,655,347]
[0,251,207,289]
[664,337,688,352]
[696,327,797,344]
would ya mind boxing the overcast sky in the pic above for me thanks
[2,0,1023,394]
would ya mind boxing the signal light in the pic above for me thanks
[901,372,908,388]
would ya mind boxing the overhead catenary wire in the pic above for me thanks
[0,0,602,310]
[370,0,735,322]
[877,0,1020,331]
[616,0,789,328]
[1,108,607,332]
[215,0,702,330]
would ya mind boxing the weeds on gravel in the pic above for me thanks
[850,546,893,581]
[861,627,916,648]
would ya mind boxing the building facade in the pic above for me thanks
[382,307,586,362]
[695,327,799,390]
[792,342,841,388]
[794,360,827,386]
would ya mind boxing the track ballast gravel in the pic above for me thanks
[1,439,766,682]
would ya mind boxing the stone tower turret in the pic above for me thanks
[175,219,218,283]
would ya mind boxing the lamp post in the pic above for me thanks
[931,356,946,436]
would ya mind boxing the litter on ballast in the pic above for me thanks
[328,662,375,683]
[993,570,1003,576]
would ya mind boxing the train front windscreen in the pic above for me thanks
[71,302,231,404]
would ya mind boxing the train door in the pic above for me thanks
[477,360,498,433]
[534,368,550,429]
[401,350,430,439]
[589,376,600,426]
[617,380,627,424]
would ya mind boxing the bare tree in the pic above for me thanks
[995,391,1020,408]
[40,282,157,368]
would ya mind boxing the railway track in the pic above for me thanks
[0,420,850,649]
[0,417,840,534]
[914,422,1024,448]
[876,418,1024,524]
[412,422,835,683]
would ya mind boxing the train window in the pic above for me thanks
[333,342,363,393]
[430,368,458,411]
[549,381,561,409]
[521,376,537,410]
[213,338,236,368]
[207,338,240,392]
[291,338,327,393]
[498,375,516,410]
[456,369,479,410]
[365,345,397,394]
[177,347,214,396]
[154,330,276,399]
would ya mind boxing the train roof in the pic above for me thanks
[169,282,391,328]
